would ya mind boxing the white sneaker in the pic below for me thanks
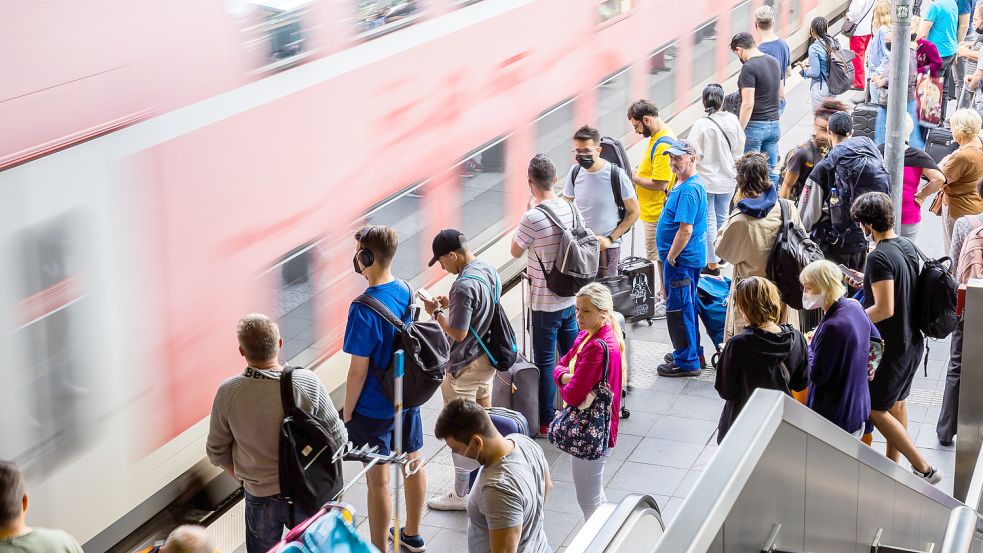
[427,491,468,511]
[914,466,943,485]
[653,298,667,319]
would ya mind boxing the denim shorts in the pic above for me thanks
[346,408,424,456]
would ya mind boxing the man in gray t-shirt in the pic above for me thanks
[422,229,505,511]
[434,399,552,553]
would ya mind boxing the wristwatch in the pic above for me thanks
[668,258,678,267]
[432,307,445,319]
[606,234,616,243]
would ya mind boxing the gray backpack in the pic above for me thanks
[534,202,600,297]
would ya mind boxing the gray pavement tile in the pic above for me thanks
[665,394,726,421]
[420,407,439,436]
[421,508,467,530]
[545,480,591,515]
[628,437,704,469]
[608,433,643,461]
[646,376,691,393]
[680,379,721,399]
[644,415,719,445]
[544,510,584,547]
[622,388,678,414]
[608,462,687,496]
[616,410,661,436]
[920,448,956,474]
[691,445,719,471]
[672,469,704,498]
[905,403,930,424]
[420,527,467,553]
[915,424,955,451]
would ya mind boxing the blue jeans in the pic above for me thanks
[664,263,703,370]
[874,100,925,149]
[705,191,733,264]
[744,120,781,185]
[245,492,310,553]
[531,306,579,424]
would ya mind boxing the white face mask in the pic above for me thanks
[802,291,825,310]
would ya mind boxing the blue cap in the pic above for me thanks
[663,139,698,157]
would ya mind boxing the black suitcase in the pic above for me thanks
[599,256,656,325]
[925,127,958,163]
[852,102,878,139]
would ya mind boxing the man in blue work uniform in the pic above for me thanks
[655,140,709,377]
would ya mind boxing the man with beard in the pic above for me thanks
[779,98,850,203]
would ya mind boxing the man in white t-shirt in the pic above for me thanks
[511,154,581,435]
[562,125,640,278]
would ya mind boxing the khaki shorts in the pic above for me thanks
[441,355,496,405]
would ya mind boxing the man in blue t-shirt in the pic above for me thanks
[919,0,960,100]
[342,225,427,553]
[655,140,709,377]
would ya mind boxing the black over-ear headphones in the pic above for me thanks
[355,225,379,270]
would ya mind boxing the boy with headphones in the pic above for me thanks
[342,225,427,553]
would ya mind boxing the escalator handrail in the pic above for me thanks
[564,493,662,553]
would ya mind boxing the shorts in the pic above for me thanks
[345,408,424,456]
[868,357,918,412]
[442,355,496,405]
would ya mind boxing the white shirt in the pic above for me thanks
[688,111,746,194]
[847,0,877,37]
[513,198,579,312]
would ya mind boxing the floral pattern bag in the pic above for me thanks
[547,339,613,461]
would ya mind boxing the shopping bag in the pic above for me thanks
[917,73,944,126]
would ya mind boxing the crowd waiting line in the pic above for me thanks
[6,2,983,553]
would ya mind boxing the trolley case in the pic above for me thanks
[599,256,656,325]
[851,102,878,139]
[491,287,540,437]
[926,127,958,163]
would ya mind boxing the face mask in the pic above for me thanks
[352,254,364,275]
[460,438,483,466]
[863,225,874,243]
[575,154,594,169]
[802,291,825,310]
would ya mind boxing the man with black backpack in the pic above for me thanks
[562,125,641,278]
[421,229,502,511]
[342,225,428,552]
[798,111,890,271]
[206,314,347,553]
[511,154,587,436]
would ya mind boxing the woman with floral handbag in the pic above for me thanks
[548,283,624,521]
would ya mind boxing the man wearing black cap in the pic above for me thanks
[420,229,501,511]
[654,139,709,377]
[799,111,890,272]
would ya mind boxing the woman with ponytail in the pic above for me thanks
[552,282,624,520]
[795,17,839,109]
[688,83,746,275]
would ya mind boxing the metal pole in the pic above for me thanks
[937,506,978,553]
[393,349,404,553]
[884,0,914,232]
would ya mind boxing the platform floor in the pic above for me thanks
[210,73,957,553]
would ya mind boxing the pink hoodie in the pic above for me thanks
[553,324,624,448]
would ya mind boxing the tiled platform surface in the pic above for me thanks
[223,67,959,553]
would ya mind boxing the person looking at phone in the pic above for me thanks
[847,193,942,484]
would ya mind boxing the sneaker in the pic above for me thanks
[653,298,667,319]
[664,352,708,368]
[701,266,721,276]
[389,527,426,552]
[539,424,550,437]
[657,361,701,377]
[427,491,468,511]
[913,465,943,485]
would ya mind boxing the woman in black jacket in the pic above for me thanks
[714,277,810,442]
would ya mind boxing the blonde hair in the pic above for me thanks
[733,277,783,327]
[951,108,983,143]
[754,5,775,28]
[872,0,892,31]
[162,525,215,553]
[237,313,280,362]
[799,260,847,304]
[576,283,625,352]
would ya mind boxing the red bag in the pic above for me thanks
[917,73,944,126]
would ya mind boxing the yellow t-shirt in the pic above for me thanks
[636,127,677,223]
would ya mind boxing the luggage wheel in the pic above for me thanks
[711,352,720,369]
[646,318,653,326]
[621,407,631,419]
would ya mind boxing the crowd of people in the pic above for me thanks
[7,4,983,553]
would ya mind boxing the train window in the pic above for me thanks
[352,0,423,40]
[598,0,632,22]
[778,0,801,34]
[648,43,677,120]
[535,100,576,192]
[270,243,322,363]
[731,1,752,38]
[360,181,428,285]
[691,19,719,91]
[228,0,316,71]
[597,69,630,140]
[458,139,508,249]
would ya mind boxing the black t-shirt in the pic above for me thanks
[862,238,925,372]
[786,140,826,200]
[737,54,782,122]
[876,144,941,171]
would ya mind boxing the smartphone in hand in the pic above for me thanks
[838,264,864,284]
[416,288,435,303]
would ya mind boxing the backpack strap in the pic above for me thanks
[536,203,569,232]
[459,273,502,303]
[469,326,499,367]
[610,165,626,223]
[353,294,405,331]
[570,165,582,191]
[280,366,298,414]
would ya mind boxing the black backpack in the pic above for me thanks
[815,137,890,250]
[571,163,628,223]
[767,199,826,310]
[278,366,344,519]
[353,282,449,408]
[535,202,600,297]
[888,240,959,339]
[459,274,519,371]
[824,42,856,95]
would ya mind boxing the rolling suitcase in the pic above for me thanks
[487,407,529,436]
[925,127,958,163]
[851,102,878,139]
[492,290,540,437]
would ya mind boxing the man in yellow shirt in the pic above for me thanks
[628,100,676,313]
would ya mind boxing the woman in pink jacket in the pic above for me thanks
[553,282,624,520]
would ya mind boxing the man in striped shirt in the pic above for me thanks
[511,154,582,435]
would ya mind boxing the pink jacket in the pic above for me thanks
[553,324,623,447]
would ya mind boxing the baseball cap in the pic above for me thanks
[428,229,467,267]
[828,111,854,136]
[663,139,698,157]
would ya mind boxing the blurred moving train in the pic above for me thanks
[0,0,845,549]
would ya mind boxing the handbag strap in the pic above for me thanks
[595,338,611,388]
[705,115,734,152]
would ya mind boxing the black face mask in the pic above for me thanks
[352,254,364,275]
[575,154,594,169]
[885,42,892,51]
